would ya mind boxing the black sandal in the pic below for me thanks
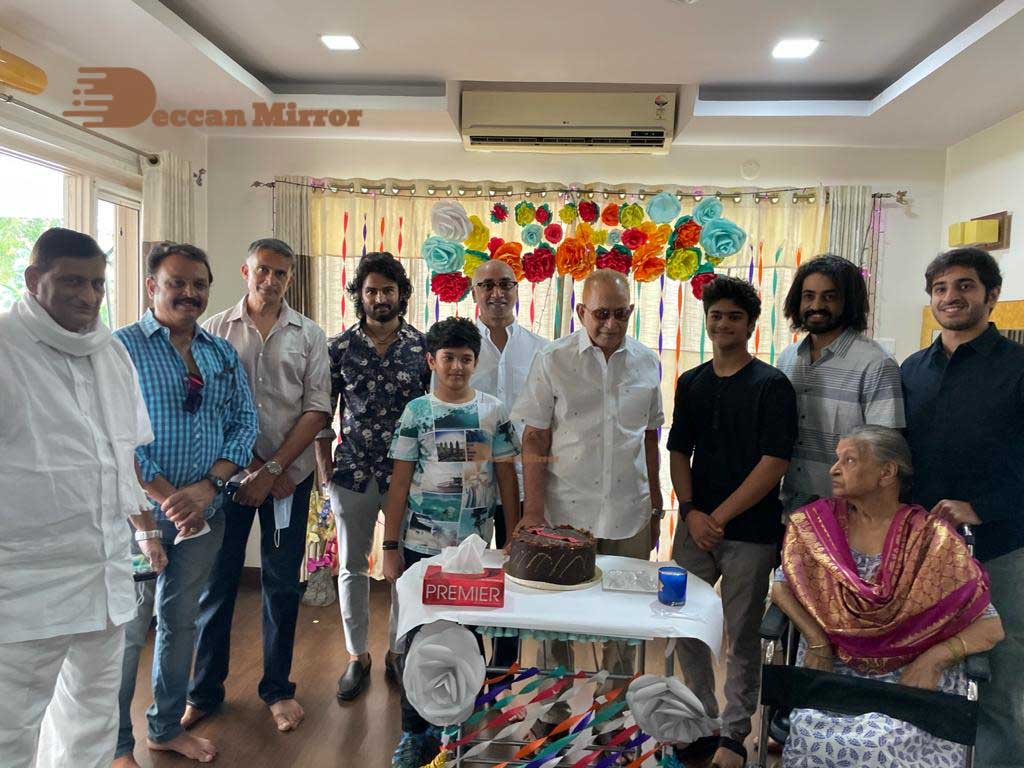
[713,736,748,767]
[674,734,720,763]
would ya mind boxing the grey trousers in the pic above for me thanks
[328,481,400,657]
[672,525,777,742]
[976,546,1024,768]
[539,523,653,724]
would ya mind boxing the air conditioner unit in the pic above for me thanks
[461,90,675,154]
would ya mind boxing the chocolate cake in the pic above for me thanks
[505,525,597,586]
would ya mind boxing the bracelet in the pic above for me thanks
[806,642,829,650]
[943,639,963,664]
[134,529,161,542]
[953,635,968,661]
[382,540,400,551]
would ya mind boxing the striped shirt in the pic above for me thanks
[777,329,905,510]
[115,310,258,519]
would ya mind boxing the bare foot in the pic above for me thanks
[710,745,744,768]
[269,698,305,731]
[147,732,218,763]
[181,704,209,729]
[112,756,141,768]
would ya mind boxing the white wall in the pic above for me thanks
[943,108,1024,301]
[206,137,947,361]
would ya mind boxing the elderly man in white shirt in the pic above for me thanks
[0,228,165,768]
[513,268,664,730]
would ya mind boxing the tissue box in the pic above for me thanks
[422,565,505,607]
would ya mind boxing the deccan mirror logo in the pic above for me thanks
[62,67,364,129]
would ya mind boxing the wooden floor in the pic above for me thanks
[125,574,773,768]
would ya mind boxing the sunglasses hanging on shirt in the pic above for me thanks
[183,372,204,414]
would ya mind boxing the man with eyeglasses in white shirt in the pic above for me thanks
[513,268,664,733]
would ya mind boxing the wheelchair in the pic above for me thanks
[754,526,991,768]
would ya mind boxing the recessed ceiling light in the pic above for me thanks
[320,34,361,51]
[772,38,819,59]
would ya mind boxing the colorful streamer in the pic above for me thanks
[769,244,782,365]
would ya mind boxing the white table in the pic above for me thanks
[396,552,724,658]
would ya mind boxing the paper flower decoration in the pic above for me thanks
[534,204,552,225]
[631,242,666,282]
[487,237,505,256]
[404,620,486,726]
[693,196,723,226]
[463,251,489,279]
[666,248,701,281]
[421,236,465,274]
[431,272,472,303]
[558,203,578,224]
[596,245,632,274]
[576,222,595,245]
[691,271,717,299]
[646,191,682,224]
[521,223,543,247]
[492,241,525,281]
[590,228,609,246]
[600,203,620,227]
[490,202,509,223]
[626,675,721,744]
[578,200,600,224]
[543,223,563,245]
[555,237,595,280]
[641,221,672,250]
[463,215,489,251]
[673,218,702,250]
[606,229,622,247]
[619,202,645,229]
[514,201,536,226]
[524,246,556,283]
[431,201,472,242]
[621,227,648,251]
[699,218,747,260]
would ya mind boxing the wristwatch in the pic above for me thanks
[263,460,284,477]
[204,473,226,492]
[135,529,161,542]
[652,507,666,520]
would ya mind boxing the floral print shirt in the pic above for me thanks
[324,321,430,493]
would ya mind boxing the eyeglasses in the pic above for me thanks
[183,372,204,414]
[580,305,633,322]
[474,279,518,293]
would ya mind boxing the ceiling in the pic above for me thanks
[2,0,1023,148]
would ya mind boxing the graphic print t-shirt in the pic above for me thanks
[388,391,520,555]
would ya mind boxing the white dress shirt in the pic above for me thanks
[0,301,153,644]
[204,298,332,485]
[470,319,549,492]
[512,329,664,540]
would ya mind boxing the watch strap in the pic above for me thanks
[134,529,161,542]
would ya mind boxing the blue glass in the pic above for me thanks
[658,566,687,606]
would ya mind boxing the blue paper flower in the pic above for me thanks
[693,197,723,226]
[699,218,747,259]
[421,235,465,273]
[521,223,543,247]
[606,229,622,247]
[646,191,682,224]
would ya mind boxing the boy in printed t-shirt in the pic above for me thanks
[382,317,520,768]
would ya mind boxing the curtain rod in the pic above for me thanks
[253,178,908,205]
[1,92,160,165]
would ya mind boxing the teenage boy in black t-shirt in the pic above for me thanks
[667,275,798,768]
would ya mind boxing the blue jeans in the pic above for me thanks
[115,512,225,758]
[188,476,313,710]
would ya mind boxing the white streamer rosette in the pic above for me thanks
[404,620,486,726]
[626,674,721,744]
[430,200,473,242]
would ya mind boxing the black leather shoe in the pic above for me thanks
[337,657,371,701]
[385,651,402,688]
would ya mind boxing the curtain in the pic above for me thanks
[826,185,881,335]
[302,179,828,559]
[141,150,193,244]
[273,175,314,318]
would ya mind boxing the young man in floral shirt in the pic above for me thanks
[314,252,430,701]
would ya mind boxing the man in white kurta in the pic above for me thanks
[0,228,165,768]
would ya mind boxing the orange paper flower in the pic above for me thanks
[600,203,620,227]
[492,241,525,281]
[631,242,666,282]
[640,221,672,250]
[555,237,596,280]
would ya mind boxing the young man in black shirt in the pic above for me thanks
[668,275,798,768]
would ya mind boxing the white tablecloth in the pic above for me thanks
[396,553,724,658]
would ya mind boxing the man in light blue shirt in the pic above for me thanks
[112,242,257,768]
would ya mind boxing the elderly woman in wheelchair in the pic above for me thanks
[769,425,1004,767]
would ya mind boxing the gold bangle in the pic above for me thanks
[806,642,829,650]
[943,639,962,664]
[955,635,968,661]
